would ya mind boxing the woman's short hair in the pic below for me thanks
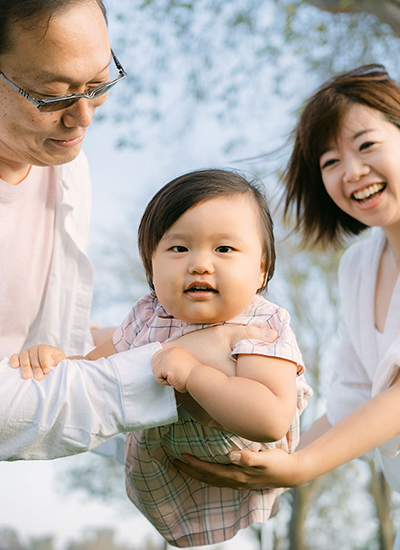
[138,168,276,292]
[0,0,107,56]
[282,64,400,247]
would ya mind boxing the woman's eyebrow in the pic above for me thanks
[320,128,377,156]
[352,128,376,140]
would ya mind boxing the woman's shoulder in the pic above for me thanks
[339,229,383,278]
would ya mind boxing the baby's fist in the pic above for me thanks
[152,347,200,393]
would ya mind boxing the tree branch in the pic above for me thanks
[307,0,400,37]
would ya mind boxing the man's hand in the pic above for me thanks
[10,345,66,381]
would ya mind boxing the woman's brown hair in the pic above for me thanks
[283,64,400,247]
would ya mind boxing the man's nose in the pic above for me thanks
[61,95,105,129]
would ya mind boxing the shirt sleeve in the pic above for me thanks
[231,306,305,373]
[0,343,177,461]
[113,294,155,352]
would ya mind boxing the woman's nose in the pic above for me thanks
[342,155,370,184]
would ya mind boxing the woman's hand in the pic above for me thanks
[174,448,302,490]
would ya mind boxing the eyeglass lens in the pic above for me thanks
[38,80,118,112]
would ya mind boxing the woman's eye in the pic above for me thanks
[360,141,375,151]
[216,245,233,253]
[320,158,338,170]
[171,246,188,253]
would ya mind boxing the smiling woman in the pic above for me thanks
[177,64,400,550]
[319,104,400,232]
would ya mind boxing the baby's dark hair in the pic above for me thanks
[138,168,276,292]
[282,64,400,247]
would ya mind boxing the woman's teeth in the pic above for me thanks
[353,183,386,201]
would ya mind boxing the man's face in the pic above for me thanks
[0,1,111,177]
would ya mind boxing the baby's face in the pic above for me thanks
[152,194,266,324]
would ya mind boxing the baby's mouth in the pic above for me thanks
[352,182,386,203]
[185,285,218,293]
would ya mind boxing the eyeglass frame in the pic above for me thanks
[0,50,127,112]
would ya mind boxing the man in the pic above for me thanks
[0,0,114,357]
[0,0,276,460]
[0,0,178,460]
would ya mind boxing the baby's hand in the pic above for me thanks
[10,345,67,381]
[152,348,201,393]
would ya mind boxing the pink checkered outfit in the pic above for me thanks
[113,292,312,547]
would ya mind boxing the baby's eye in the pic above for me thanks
[360,141,375,151]
[170,245,188,253]
[216,245,233,253]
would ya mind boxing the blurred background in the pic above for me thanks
[1,1,400,549]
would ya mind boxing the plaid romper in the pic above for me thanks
[113,292,312,547]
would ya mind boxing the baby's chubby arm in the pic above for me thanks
[9,337,117,380]
[152,347,297,442]
[10,345,68,380]
[10,325,276,382]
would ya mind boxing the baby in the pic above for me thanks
[13,169,312,547]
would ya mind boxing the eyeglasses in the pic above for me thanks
[0,50,126,112]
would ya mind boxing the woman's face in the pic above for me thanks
[319,104,400,233]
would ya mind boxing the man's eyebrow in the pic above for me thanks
[37,58,112,84]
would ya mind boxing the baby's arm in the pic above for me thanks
[152,347,297,442]
[10,345,68,380]
[10,337,119,381]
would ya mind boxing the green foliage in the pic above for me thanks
[103,0,400,150]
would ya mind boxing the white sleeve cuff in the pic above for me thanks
[109,343,178,431]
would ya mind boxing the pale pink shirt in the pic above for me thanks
[114,292,312,547]
[0,166,55,356]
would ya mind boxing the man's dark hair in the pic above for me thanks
[138,168,276,293]
[0,0,107,56]
[282,64,400,247]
